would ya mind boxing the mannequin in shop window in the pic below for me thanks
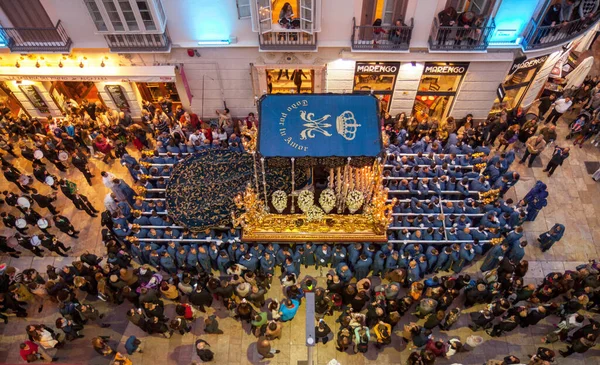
[291,69,307,94]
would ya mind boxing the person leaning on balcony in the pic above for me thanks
[437,6,457,44]
[390,19,407,44]
[560,0,579,23]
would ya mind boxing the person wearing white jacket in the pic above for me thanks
[545,97,573,125]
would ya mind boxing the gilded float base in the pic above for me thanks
[240,213,387,242]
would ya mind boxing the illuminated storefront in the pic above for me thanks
[0,63,179,119]
[352,61,400,113]
[413,62,469,121]
[491,54,548,113]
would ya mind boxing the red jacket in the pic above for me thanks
[425,339,446,357]
[20,340,39,362]
[183,303,194,320]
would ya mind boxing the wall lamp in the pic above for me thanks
[198,37,237,46]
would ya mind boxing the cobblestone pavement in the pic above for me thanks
[0,108,599,365]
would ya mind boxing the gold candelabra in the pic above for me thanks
[231,184,267,234]
[241,125,258,153]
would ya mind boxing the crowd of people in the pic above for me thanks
[0,87,596,365]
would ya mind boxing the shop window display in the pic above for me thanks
[266,69,314,94]
[413,63,468,121]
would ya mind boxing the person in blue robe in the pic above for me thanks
[504,227,523,246]
[354,255,372,280]
[433,246,452,272]
[451,243,475,273]
[507,241,527,263]
[315,244,332,268]
[385,251,400,272]
[406,259,421,284]
[537,223,565,252]
[197,246,212,273]
[302,243,316,267]
[372,252,386,277]
[283,257,298,277]
[217,250,231,274]
[239,253,259,272]
[160,251,177,274]
[480,243,509,272]
[336,263,353,283]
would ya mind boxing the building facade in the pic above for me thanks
[0,0,598,121]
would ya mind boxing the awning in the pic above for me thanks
[0,65,175,82]
[258,94,383,157]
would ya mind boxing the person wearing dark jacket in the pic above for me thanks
[543,146,570,177]
[469,309,494,331]
[30,189,59,215]
[487,315,519,337]
[195,339,214,362]
[537,94,557,120]
[148,316,172,338]
[52,215,79,237]
[189,285,213,312]
[559,334,596,357]
[315,319,332,344]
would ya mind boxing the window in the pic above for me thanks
[155,0,166,24]
[236,0,251,19]
[454,0,493,15]
[102,0,124,30]
[361,0,406,26]
[136,0,156,30]
[118,0,139,30]
[85,0,108,31]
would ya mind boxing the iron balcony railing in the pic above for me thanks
[0,20,72,53]
[429,17,495,51]
[522,11,600,50]
[258,31,317,51]
[104,31,171,53]
[351,17,413,51]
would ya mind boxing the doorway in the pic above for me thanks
[266,68,314,94]
[413,62,469,121]
[49,81,104,113]
[136,82,181,105]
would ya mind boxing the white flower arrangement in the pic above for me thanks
[319,188,336,214]
[346,190,365,213]
[306,205,325,222]
[297,190,314,213]
[271,190,288,213]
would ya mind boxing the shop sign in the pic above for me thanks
[355,62,400,75]
[423,63,469,75]
[18,85,49,113]
[509,55,549,73]
[105,85,130,112]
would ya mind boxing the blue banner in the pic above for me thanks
[258,94,382,157]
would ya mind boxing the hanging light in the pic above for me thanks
[100,60,105,67]
[58,61,63,68]
[35,61,40,68]
[15,61,20,68]
[79,61,84,68]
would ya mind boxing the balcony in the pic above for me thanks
[429,18,495,51]
[258,31,317,51]
[351,17,413,51]
[104,31,171,53]
[522,12,600,51]
[0,20,72,53]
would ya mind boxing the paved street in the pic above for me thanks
[0,109,599,365]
